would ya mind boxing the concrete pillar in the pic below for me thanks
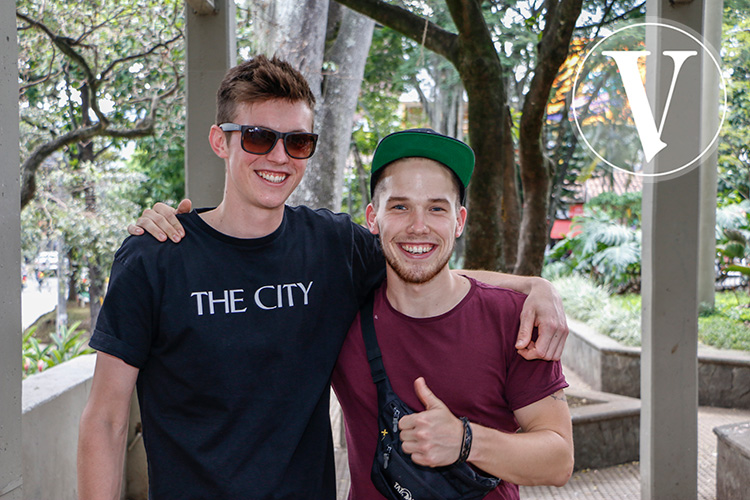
[641,1,705,499]
[185,0,236,207]
[697,0,724,310]
[0,2,23,499]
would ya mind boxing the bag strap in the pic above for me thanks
[360,290,387,384]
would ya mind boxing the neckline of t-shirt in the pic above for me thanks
[377,276,478,323]
[182,207,288,248]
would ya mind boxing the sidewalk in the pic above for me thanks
[331,367,750,499]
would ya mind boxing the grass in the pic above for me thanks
[698,291,750,351]
[552,276,750,351]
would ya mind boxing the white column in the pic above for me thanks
[185,0,236,207]
[641,1,705,499]
[0,1,23,498]
[697,0,724,309]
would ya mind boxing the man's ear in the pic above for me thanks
[455,206,468,238]
[365,204,379,235]
[209,125,229,159]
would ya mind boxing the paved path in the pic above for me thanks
[331,367,750,499]
[520,404,750,499]
[21,277,58,330]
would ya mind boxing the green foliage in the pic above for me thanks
[22,322,94,378]
[17,0,186,206]
[715,201,750,285]
[553,277,750,351]
[18,0,186,298]
[128,141,185,208]
[586,191,642,226]
[699,316,750,351]
[551,275,641,346]
[717,1,750,204]
[699,287,750,351]
[21,158,145,294]
[546,194,642,292]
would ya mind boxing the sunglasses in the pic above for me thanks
[218,123,319,159]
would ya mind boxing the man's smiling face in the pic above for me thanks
[217,99,314,212]
[367,158,467,285]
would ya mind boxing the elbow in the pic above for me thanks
[549,451,574,487]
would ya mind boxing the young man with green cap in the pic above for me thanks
[331,128,573,499]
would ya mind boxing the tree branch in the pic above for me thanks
[334,0,459,62]
[20,120,156,209]
[521,0,583,140]
[16,12,97,84]
[99,33,183,81]
[575,1,646,31]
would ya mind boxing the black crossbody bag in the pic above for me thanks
[360,292,501,500]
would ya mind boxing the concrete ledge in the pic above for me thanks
[20,354,146,500]
[714,421,750,500]
[563,318,750,408]
[22,354,96,500]
[568,386,640,471]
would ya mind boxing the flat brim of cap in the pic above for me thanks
[371,130,474,189]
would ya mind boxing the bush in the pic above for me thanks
[546,212,641,293]
[553,276,750,351]
[552,275,641,346]
[22,321,94,378]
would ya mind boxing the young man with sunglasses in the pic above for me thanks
[79,55,568,499]
[332,129,574,499]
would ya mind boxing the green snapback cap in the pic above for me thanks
[370,128,475,196]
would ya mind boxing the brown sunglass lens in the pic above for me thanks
[285,134,316,158]
[243,128,277,154]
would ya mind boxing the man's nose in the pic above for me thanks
[407,210,429,234]
[265,138,289,162]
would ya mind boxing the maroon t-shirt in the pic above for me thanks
[332,278,568,500]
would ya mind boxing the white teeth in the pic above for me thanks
[257,171,287,183]
[402,244,434,255]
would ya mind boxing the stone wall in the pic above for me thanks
[714,422,750,499]
[563,318,750,408]
[568,387,640,471]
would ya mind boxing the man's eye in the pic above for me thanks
[391,204,406,210]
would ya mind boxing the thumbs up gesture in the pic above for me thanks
[398,377,464,467]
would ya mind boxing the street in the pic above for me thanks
[22,277,58,330]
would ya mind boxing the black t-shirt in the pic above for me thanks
[90,206,385,499]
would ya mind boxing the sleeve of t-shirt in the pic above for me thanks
[88,240,157,369]
[503,293,568,411]
[349,222,385,305]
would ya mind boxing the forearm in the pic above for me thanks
[468,423,574,487]
[77,409,129,500]
[455,269,546,295]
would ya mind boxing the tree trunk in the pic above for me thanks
[514,0,583,276]
[501,105,520,272]
[457,56,508,271]
[289,5,375,210]
[78,82,104,325]
[255,1,373,211]
[254,0,327,99]
[447,0,510,271]
[67,252,78,304]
